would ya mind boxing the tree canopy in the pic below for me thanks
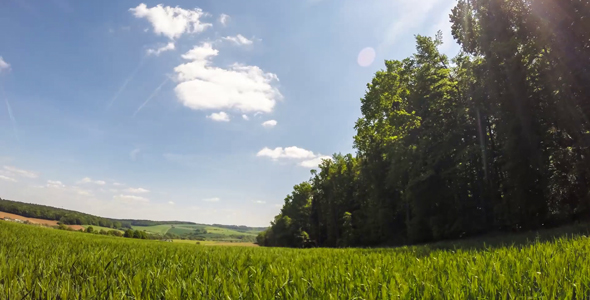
[259,0,590,247]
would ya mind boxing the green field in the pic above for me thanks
[131,224,173,235]
[131,223,261,242]
[3,220,590,298]
[82,225,123,233]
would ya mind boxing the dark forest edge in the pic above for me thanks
[258,0,590,248]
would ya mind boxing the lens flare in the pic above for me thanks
[357,47,376,67]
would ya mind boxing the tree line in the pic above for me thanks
[0,198,194,229]
[258,0,590,247]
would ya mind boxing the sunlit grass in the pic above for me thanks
[1,221,589,299]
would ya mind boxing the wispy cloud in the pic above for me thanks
[0,57,10,73]
[218,14,230,26]
[1,83,18,140]
[77,177,106,185]
[222,34,253,46]
[130,148,140,161]
[107,59,145,109]
[146,42,175,56]
[46,180,65,188]
[126,187,150,194]
[254,200,266,204]
[203,197,220,202]
[242,114,249,120]
[114,194,149,203]
[133,77,169,117]
[0,175,16,182]
[3,166,38,178]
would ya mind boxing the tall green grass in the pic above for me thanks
[1,221,589,299]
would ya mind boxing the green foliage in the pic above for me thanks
[266,0,590,248]
[3,220,590,298]
[86,226,94,234]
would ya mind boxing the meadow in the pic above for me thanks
[1,221,590,299]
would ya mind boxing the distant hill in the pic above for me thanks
[0,198,264,233]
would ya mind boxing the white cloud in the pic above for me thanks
[222,34,253,46]
[218,13,230,26]
[254,200,266,204]
[173,43,281,114]
[256,147,316,160]
[256,147,332,168]
[147,42,175,56]
[242,114,249,120]
[113,182,124,186]
[203,197,220,202]
[3,166,38,178]
[299,156,333,168]
[0,175,16,182]
[130,148,140,161]
[0,57,10,73]
[114,194,149,203]
[168,201,175,205]
[77,177,106,185]
[207,111,230,122]
[126,187,150,194]
[262,120,277,128]
[130,3,212,40]
[46,180,65,189]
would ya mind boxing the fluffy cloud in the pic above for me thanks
[256,147,315,160]
[114,194,149,203]
[242,114,249,120]
[299,156,333,168]
[222,34,253,46]
[262,120,277,128]
[130,4,212,40]
[173,43,281,114]
[126,187,150,194]
[77,177,106,185]
[203,197,220,202]
[218,13,230,26]
[46,180,65,188]
[147,42,175,56]
[3,166,38,179]
[207,111,230,122]
[0,57,10,73]
[0,175,17,182]
[257,147,332,168]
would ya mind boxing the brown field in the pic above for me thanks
[0,211,84,231]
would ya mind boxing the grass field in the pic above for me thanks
[131,224,174,235]
[131,223,261,242]
[82,225,123,233]
[172,239,258,247]
[2,220,590,298]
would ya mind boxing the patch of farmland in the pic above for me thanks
[131,224,172,235]
[0,211,83,230]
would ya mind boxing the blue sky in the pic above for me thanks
[0,0,459,226]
